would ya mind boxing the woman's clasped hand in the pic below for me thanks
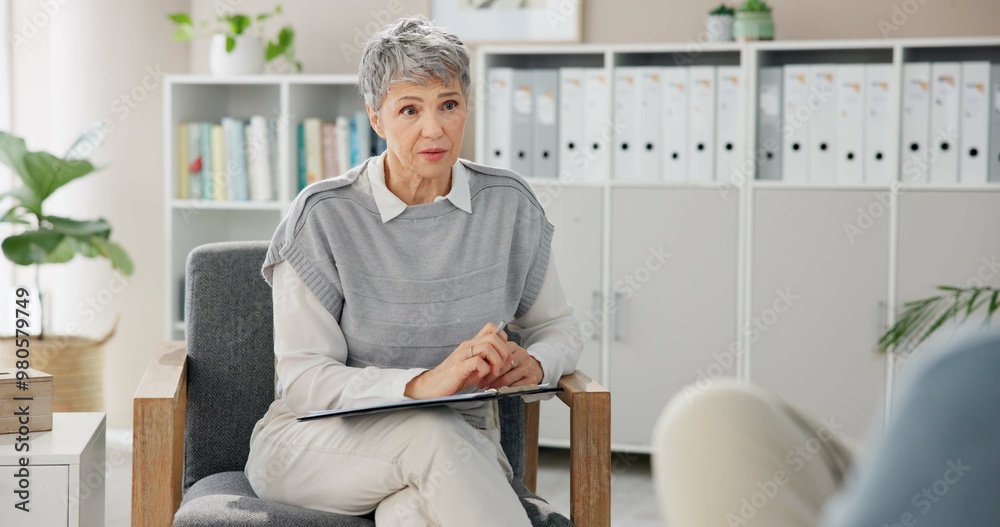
[404,322,545,399]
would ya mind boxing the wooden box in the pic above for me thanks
[0,368,53,434]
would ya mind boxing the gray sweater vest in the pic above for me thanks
[262,158,555,370]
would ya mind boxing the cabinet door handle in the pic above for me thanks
[590,290,602,341]
[612,291,623,342]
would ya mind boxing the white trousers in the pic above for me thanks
[245,398,532,527]
[652,380,860,527]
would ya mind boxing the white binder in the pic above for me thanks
[782,65,811,183]
[487,68,513,170]
[901,62,931,183]
[558,68,586,182]
[637,67,663,181]
[533,69,559,180]
[809,64,838,183]
[835,65,865,184]
[929,62,961,184]
[582,69,611,182]
[661,66,689,182]
[864,64,894,184]
[756,66,783,181]
[715,66,742,184]
[960,61,990,184]
[687,65,716,182]
[990,64,1000,183]
[510,69,535,177]
[613,67,640,180]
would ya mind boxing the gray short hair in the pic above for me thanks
[359,16,471,112]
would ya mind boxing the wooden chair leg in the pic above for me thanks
[523,400,540,493]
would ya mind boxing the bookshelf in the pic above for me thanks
[478,37,1000,452]
[163,74,362,342]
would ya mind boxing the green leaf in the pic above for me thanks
[257,13,271,22]
[226,35,236,52]
[265,41,282,61]
[275,5,283,14]
[167,13,192,25]
[21,151,96,202]
[229,14,250,35]
[1,230,65,266]
[43,215,111,237]
[989,290,1000,318]
[92,237,134,275]
[0,186,42,216]
[0,131,31,181]
[0,206,30,225]
[43,236,80,264]
[278,26,293,47]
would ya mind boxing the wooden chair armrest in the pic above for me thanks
[132,341,188,527]
[523,370,610,527]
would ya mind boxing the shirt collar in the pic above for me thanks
[366,152,472,223]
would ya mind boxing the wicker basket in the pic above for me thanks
[0,324,115,412]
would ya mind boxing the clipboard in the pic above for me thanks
[296,384,563,421]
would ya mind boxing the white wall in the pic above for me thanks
[8,0,1000,428]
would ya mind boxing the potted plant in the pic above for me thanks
[0,129,134,412]
[707,4,736,43]
[168,5,302,76]
[879,285,999,356]
[733,0,775,42]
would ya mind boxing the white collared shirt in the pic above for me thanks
[271,153,583,412]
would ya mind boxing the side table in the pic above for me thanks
[0,412,106,526]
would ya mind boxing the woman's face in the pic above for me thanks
[368,76,467,179]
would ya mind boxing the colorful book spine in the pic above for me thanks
[177,124,189,199]
[248,115,272,201]
[222,117,249,201]
[187,123,203,200]
[244,122,257,200]
[321,121,339,180]
[211,124,227,200]
[335,116,350,174]
[304,118,324,185]
[349,116,359,166]
[354,110,372,163]
[267,117,279,198]
[200,122,213,200]
[297,121,307,192]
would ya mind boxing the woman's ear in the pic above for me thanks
[366,104,385,138]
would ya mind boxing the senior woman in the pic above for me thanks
[244,16,583,527]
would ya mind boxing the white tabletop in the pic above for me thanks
[0,413,106,465]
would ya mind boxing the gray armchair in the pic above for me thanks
[132,241,610,526]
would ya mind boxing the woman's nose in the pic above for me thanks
[420,112,444,138]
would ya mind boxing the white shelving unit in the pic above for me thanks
[163,74,361,341]
[478,37,1000,452]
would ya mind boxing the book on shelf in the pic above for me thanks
[175,116,280,202]
[294,114,387,192]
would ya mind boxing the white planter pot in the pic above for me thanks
[209,34,265,76]
[706,14,735,43]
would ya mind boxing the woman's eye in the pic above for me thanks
[401,106,417,116]
[443,100,459,111]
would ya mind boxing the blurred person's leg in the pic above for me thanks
[653,380,859,526]
[821,327,1000,526]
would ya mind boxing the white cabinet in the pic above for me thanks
[750,189,888,441]
[0,413,106,527]
[609,188,740,447]
[533,185,604,446]
[895,190,1000,382]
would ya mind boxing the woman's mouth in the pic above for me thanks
[419,148,448,162]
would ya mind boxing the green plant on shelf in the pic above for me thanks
[0,129,134,339]
[878,285,1000,355]
[738,0,772,12]
[710,4,736,16]
[168,4,302,72]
